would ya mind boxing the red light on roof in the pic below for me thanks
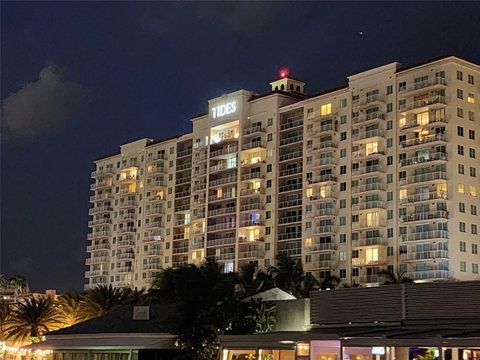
[279,68,289,79]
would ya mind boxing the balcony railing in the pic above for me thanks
[278,232,301,241]
[243,125,266,136]
[402,230,448,242]
[399,95,446,113]
[87,231,111,240]
[239,203,264,212]
[400,191,448,205]
[311,158,337,168]
[85,256,109,265]
[207,223,236,232]
[311,141,337,151]
[353,237,387,247]
[308,260,336,269]
[352,182,386,193]
[209,176,237,187]
[86,243,110,252]
[239,220,264,227]
[408,270,451,281]
[352,164,385,176]
[400,171,447,185]
[279,183,302,193]
[278,215,302,224]
[400,116,447,131]
[402,210,449,222]
[210,146,238,158]
[351,200,386,211]
[400,152,447,167]
[208,207,237,217]
[280,135,303,146]
[207,237,236,247]
[308,174,337,184]
[242,141,266,150]
[400,133,447,148]
[279,167,302,177]
[400,250,449,261]
[279,118,303,130]
[240,188,265,196]
[305,243,336,252]
[238,250,265,259]
[354,94,386,107]
[89,206,113,215]
[352,129,385,142]
[399,77,446,94]
[279,198,302,208]
[279,151,302,162]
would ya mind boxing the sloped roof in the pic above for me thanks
[49,304,176,335]
[241,287,296,302]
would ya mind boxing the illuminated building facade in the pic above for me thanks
[85,55,480,289]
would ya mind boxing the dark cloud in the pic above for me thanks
[2,65,90,140]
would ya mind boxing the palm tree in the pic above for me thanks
[80,285,133,319]
[318,274,341,290]
[377,269,414,285]
[56,291,87,327]
[2,296,61,343]
[0,300,11,341]
[238,262,272,296]
[268,254,306,298]
[8,275,29,296]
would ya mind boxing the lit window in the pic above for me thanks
[366,247,379,263]
[217,188,223,198]
[306,187,313,197]
[305,237,312,246]
[191,252,197,260]
[399,189,407,199]
[366,142,378,155]
[320,103,332,116]
[399,117,406,128]
[470,186,477,197]
[458,184,465,194]
[366,212,379,227]
[416,111,429,126]
[468,93,475,104]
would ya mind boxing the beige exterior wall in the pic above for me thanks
[85,56,480,289]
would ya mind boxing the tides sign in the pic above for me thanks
[211,101,237,119]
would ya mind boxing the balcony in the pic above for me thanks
[239,203,264,212]
[175,176,191,185]
[307,208,336,219]
[240,188,265,197]
[400,171,447,186]
[85,270,109,277]
[190,239,205,250]
[280,135,303,146]
[310,225,337,235]
[145,221,164,229]
[400,191,448,205]
[243,125,266,136]
[207,237,236,247]
[242,141,266,151]
[279,117,303,130]
[116,252,135,260]
[351,200,386,211]
[146,180,167,189]
[214,253,236,261]
[90,181,112,191]
[120,160,139,169]
[400,250,449,262]
[400,152,447,167]
[209,163,236,173]
[279,167,302,177]
[177,149,192,158]
[117,226,136,235]
[308,192,337,202]
[307,124,337,136]
[116,266,133,273]
[239,219,264,227]
[311,141,337,152]
[146,167,166,176]
[278,232,302,241]
[352,182,386,194]
[279,151,302,162]
[238,236,264,243]
[310,157,337,169]
[402,230,448,242]
[85,256,109,265]
[208,207,236,217]
[145,206,164,215]
[279,198,302,208]
[352,257,386,267]
[278,215,302,225]
[207,223,236,232]
[402,210,449,223]
[408,270,452,281]
[91,168,115,178]
[400,116,448,132]
[86,243,110,252]
[279,183,302,193]
[400,133,447,149]
[210,146,238,159]
[209,176,237,187]
[208,193,236,202]
[353,237,387,248]
[352,112,385,126]
[399,95,446,115]
[278,247,302,256]
[117,238,135,247]
[118,213,136,221]
[352,150,386,160]
[175,190,191,199]
[88,218,112,227]
[240,172,264,181]
[399,77,447,96]
[143,263,162,271]
[352,129,385,143]
[305,243,336,253]
[119,200,137,209]
[308,174,337,185]
[352,164,386,176]
[238,249,265,259]
[354,94,386,108]
[308,260,336,270]
[172,246,189,254]
[358,275,381,284]
[88,206,113,215]
[149,153,168,162]
[90,193,113,202]
[306,110,337,122]
[87,231,111,240]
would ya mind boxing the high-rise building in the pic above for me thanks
[85,55,480,290]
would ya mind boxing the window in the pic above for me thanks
[458,184,465,194]
[340,132,347,141]
[457,89,464,99]
[398,99,406,110]
[387,228,393,238]
[458,145,464,155]
[387,120,393,130]
[473,244,478,254]
[340,182,346,191]
[267,118,273,126]
[386,85,393,95]
[457,107,464,118]
[340,199,346,208]
[320,103,332,116]
[470,148,476,158]
[469,130,476,139]
[340,98,347,108]
[387,246,394,256]
[468,74,474,84]
[460,261,466,273]
[387,103,393,112]
[266,180,272,188]
[340,216,346,225]
[470,185,477,197]
[267,133,273,141]
[469,111,475,121]
[458,164,465,174]
[340,148,347,157]
[470,167,476,177]
[472,224,478,235]
[266,195,271,203]
[340,115,347,124]
[387,174,393,183]
[387,138,393,148]
[458,126,464,136]
[471,205,477,215]
[387,191,393,201]
[468,93,475,104]
[473,264,479,274]
[340,165,347,174]
[459,222,466,232]
[339,269,347,278]
[398,82,406,91]
[460,241,467,252]
[387,156,393,166]
[340,234,346,243]
[459,202,466,212]
[457,70,463,81]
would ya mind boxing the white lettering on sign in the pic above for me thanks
[212,101,237,119]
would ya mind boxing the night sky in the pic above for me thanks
[1,2,479,292]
